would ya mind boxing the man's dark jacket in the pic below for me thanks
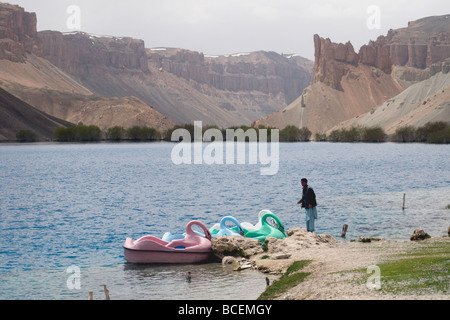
[301,185,317,208]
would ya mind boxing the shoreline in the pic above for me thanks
[214,229,450,300]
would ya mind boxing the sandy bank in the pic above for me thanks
[213,228,450,300]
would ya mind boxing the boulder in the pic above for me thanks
[234,262,254,271]
[272,253,291,260]
[212,229,338,262]
[211,236,263,260]
[221,256,239,265]
[410,228,428,241]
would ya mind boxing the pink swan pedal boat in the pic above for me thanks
[123,220,212,264]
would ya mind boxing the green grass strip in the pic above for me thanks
[257,260,312,300]
[358,241,450,295]
[376,256,449,294]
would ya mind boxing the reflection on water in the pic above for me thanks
[118,263,274,300]
[0,262,274,300]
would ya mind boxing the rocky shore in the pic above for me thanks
[211,228,450,300]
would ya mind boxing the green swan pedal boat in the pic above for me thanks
[242,212,287,242]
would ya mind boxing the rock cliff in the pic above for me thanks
[0,3,42,62]
[380,15,450,69]
[0,3,314,129]
[313,34,392,91]
[255,15,450,134]
[148,49,313,105]
[255,35,403,133]
[313,35,358,91]
[39,31,149,75]
[38,31,313,127]
[0,4,174,139]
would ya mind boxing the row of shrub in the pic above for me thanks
[16,130,40,142]
[105,126,161,141]
[321,122,450,143]
[50,124,311,142]
[279,125,311,142]
[325,126,387,142]
[391,122,450,144]
[53,125,102,142]
[16,121,450,144]
[164,124,310,142]
[53,125,161,142]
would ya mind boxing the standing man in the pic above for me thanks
[297,178,317,232]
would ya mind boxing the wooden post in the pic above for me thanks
[402,193,406,210]
[104,285,110,300]
[341,224,348,237]
[88,292,93,300]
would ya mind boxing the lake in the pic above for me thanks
[0,142,449,299]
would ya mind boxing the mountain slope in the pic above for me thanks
[1,3,313,131]
[0,53,175,133]
[0,3,175,137]
[0,86,73,140]
[39,31,313,127]
[329,61,450,134]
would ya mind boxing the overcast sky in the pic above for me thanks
[9,0,450,60]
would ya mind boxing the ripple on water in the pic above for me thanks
[0,142,449,299]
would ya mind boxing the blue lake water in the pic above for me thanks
[0,142,449,299]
